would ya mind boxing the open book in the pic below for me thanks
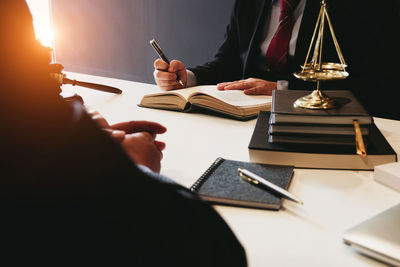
[138,85,271,120]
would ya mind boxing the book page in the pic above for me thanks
[139,87,201,110]
[188,85,271,107]
[142,86,205,100]
[140,85,271,116]
[142,85,270,106]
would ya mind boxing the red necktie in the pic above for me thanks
[265,0,300,74]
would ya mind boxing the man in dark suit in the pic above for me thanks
[154,0,399,120]
[0,1,247,266]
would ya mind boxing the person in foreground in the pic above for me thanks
[154,0,399,120]
[0,1,247,266]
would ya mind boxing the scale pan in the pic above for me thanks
[294,62,349,81]
[302,62,347,70]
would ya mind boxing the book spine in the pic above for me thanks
[190,157,225,192]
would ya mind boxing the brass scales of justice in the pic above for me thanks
[292,0,367,156]
[293,0,348,110]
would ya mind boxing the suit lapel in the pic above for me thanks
[242,0,268,78]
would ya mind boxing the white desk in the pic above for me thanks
[62,72,400,267]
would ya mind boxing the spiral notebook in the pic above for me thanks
[190,158,294,210]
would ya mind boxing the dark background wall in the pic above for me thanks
[51,0,235,84]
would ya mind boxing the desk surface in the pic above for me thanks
[62,72,400,267]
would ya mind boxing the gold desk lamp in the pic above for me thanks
[293,0,348,109]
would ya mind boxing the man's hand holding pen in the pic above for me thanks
[153,58,187,91]
[150,39,186,91]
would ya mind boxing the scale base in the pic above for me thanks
[293,89,338,109]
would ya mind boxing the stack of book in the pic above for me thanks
[248,90,397,170]
[268,90,372,146]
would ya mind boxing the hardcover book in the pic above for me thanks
[270,90,373,125]
[268,123,369,136]
[249,111,397,170]
[190,157,294,210]
[268,133,357,146]
[139,85,271,120]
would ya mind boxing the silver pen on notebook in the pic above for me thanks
[238,168,303,205]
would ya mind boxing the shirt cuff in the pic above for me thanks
[277,80,289,90]
[186,70,198,87]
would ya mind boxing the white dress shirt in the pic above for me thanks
[187,0,306,90]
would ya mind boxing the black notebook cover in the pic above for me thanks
[190,157,294,210]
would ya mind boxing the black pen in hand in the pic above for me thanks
[150,39,184,86]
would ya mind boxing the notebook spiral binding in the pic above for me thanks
[190,157,225,191]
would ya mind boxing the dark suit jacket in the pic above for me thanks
[0,78,247,266]
[189,0,399,120]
